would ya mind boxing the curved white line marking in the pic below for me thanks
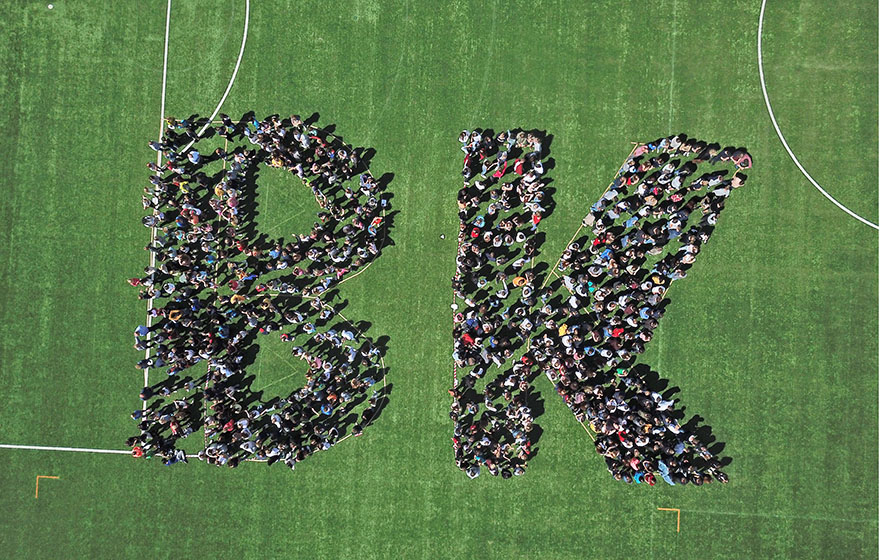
[758,0,878,230]
[185,0,250,150]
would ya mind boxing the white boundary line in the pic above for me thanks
[0,444,132,455]
[0,444,198,459]
[183,0,250,152]
[142,0,249,404]
[157,0,171,148]
[142,0,173,410]
[758,0,879,231]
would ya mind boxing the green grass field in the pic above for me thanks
[0,1,877,558]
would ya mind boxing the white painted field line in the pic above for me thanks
[143,0,250,399]
[183,0,250,152]
[135,0,248,439]
[157,0,171,148]
[0,443,200,459]
[757,0,878,231]
[0,444,131,455]
[142,0,173,410]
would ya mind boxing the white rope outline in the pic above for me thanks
[758,0,878,231]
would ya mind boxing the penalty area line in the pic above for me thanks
[0,443,199,459]
[1,444,131,455]
[142,0,173,411]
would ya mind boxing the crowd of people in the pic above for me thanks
[452,132,748,484]
[450,128,553,478]
[127,112,392,468]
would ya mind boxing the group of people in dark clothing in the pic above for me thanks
[452,131,749,484]
[127,112,391,468]
[126,115,744,483]
[451,128,553,478]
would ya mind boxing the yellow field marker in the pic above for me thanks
[657,507,681,532]
[35,475,60,499]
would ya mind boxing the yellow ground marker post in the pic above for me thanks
[657,507,681,532]
[35,475,60,499]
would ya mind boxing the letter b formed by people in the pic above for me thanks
[130,112,393,469]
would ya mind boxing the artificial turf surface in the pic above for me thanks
[0,1,877,558]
